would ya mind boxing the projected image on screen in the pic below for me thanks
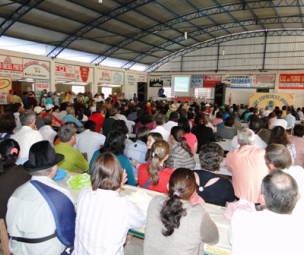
[174,76,190,92]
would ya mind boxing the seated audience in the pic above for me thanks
[145,132,163,162]
[88,103,106,133]
[150,113,170,141]
[54,125,89,173]
[194,143,235,206]
[211,111,224,127]
[216,116,237,139]
[144,168,219,255]
[226,128,269,203]
[166,126,196,170]
[163,111,178,132]
[73,152,145,255]
[0,112,16,140]
[229,170,302,255]
[283,107,296,129]
[112,119,133,153]
[288,124,304,167]
[39,114,57,146]
[90,130,137,186]
[134,109,156,133]
[62,107,83,128]
[138,140,173,193]
[269,109,287,129]
[178,117,197,154]
[102,108,118,137]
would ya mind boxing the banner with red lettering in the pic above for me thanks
[36,79,50,90]
[55,63,93,83]
[96,68,112,84]
[203,75,222,88]
[279,74,304,89]
[23,59,50,79]
[0,55,23,80]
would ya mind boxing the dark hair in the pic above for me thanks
[215,111,223,119]
[102,130,126,155]
[43,113,53,125]
[199,142,224,171]
[112,119,128,135]
[169,111,179,121]
[145,132,164,161]
[160,168,196,236]
[224,116,235,127]
[148,140,170,185]
[91,152,122,191]
[0,139,20,175]
[170,126,193,156]
[268,126,290,146]
[136,126,149,143]
[177,117,190,133]
[0,113,16,133]
[249,116,263,134]
[212,105,218,116]
[265,144,292,169]
[12,103,22,113]
[293,124,304,137]
[155,113,166,125]
[194,113,208,126]
[84,120,96,132]
[262,170,298,214]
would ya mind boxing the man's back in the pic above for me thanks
[226,145,269,203]
[6,176,73,255]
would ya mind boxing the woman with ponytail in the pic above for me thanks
[0,139,31,219]
[166,126,196,170]
[138,140,173,193]
[144,168,219,255]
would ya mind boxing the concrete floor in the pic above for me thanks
[124,236,144,255]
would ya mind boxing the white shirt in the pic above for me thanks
[150,126,170,142]
[229,134,267,151]
[6,176,74,255]
[229,209,302,255]
[52,110,67,121]
[163,120,177,132]
[283,113,296,129]
[116,113,135,133]
[75,130,106,162]
[13,112,22,130]
[11,126,43,159]
[39,125,57,146]
[73,188,145,255]
[269,118,288,129]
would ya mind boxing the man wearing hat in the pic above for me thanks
[166,103,177,118]
[6,140,75,255]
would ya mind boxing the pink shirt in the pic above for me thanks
[211,118,223,126]
[226,145,269,203]
[289,136,304,167]
[183,133,197,153]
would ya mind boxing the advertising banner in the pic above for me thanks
[126,74,136,86]
[203,75,222,88]
[23,59,50,79]
[96,68,112,84]
[55,63,93,83]
[229,75,252,88]
[190,75,203,87]
[252,75,275,88]
[0,77,11,104]
[36,79,50,90]
[149,75,171,87]
[249,93,294,109]
[0,55,23,80]
[137,75,147,83]
[279,74,304,89]
[112,71,124,85]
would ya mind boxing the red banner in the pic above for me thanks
[203,75,222,88]
[279,74,304,89]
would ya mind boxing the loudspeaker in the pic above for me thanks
[137,82,147,101]
[214,83,226,106]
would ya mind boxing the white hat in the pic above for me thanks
[45,104,54,111]
[205,104,210,107]
[34,106,44,115]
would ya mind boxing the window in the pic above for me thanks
[164,87,172,98]
[194,88,211,99]
[101,87,112,98]
[72,86,85,94]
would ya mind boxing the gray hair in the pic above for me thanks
[67,107,75,115]
[43,114,53,125]
[30,166,53,176]
[237,128,255,146]
[58,125,75,142]
[20,110,36,126]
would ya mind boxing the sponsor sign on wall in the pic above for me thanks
[0,55,23,80]
[96,68,112,84]
[149,76,171,87]
[55,63,93,83]
[0,77,11,104]
[279,74,304,89]
[23,59,50,79]
[249,93,294,108]
[203,75,222,88]
[190,75,203,87]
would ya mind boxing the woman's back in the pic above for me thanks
[144,195,218,255]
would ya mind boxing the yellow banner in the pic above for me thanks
[249,93,295,108]
[0,77,11,92]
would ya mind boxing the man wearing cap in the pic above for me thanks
[6,141,75,255]
[42,104,62,127]
[165,103,177,118]
[11,110,43,163]
[33,105,45,130]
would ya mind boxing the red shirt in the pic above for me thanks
[138,163,173,194]
[41,112,62,125]
[88,113,105,133]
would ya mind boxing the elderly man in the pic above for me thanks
[39,114,57,146]
[229,170,302,255]
[265,143,304,215]
[54,125,89,173]
[6,140,75,255]
[226,128,269,203]
[11,109,43,163]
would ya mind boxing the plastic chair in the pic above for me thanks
[0,219,10,255]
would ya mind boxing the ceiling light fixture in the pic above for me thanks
[222,48,225,56]
[184,31,187,40]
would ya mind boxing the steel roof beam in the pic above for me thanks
[241,0,266,29]
[0,0,45,37]
[145,29,304,72]
[47,0,154,58]
[123,15,304,69]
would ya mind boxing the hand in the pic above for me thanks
[121,169,128,187]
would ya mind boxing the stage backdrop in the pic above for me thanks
[249,93,295,109]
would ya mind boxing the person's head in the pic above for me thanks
[0,113,16,133]
[274,109,283,118]
[103,130,126,155]
[154,113,166,126]
[146,132,163,149]
[148,140,170,185]
[57,125,76,145]
[91,152,123,191]
[265,144,292,170]
[160,168,196,236]
[248,116,263,134]
[261,170,298,214]
[293,124,304,138]
[177,117,190,133]
[136,126,149,143]
[108,108,118,117]
[215,111,223,119]
[199,142,224,171]
[112,120,128,135]
[268,126,290,146]
[84,120,96,132]
[194,113,208,126]
[224,116,234,127]
[169,111,179,122]
[12,103,22,113]
[170,126,184,143]
[23,140,64,178]
[43,114,53,126]
[237,128,255,146]
[20,109,36,127]
[67,107,75,116]
[0,139,20,174]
